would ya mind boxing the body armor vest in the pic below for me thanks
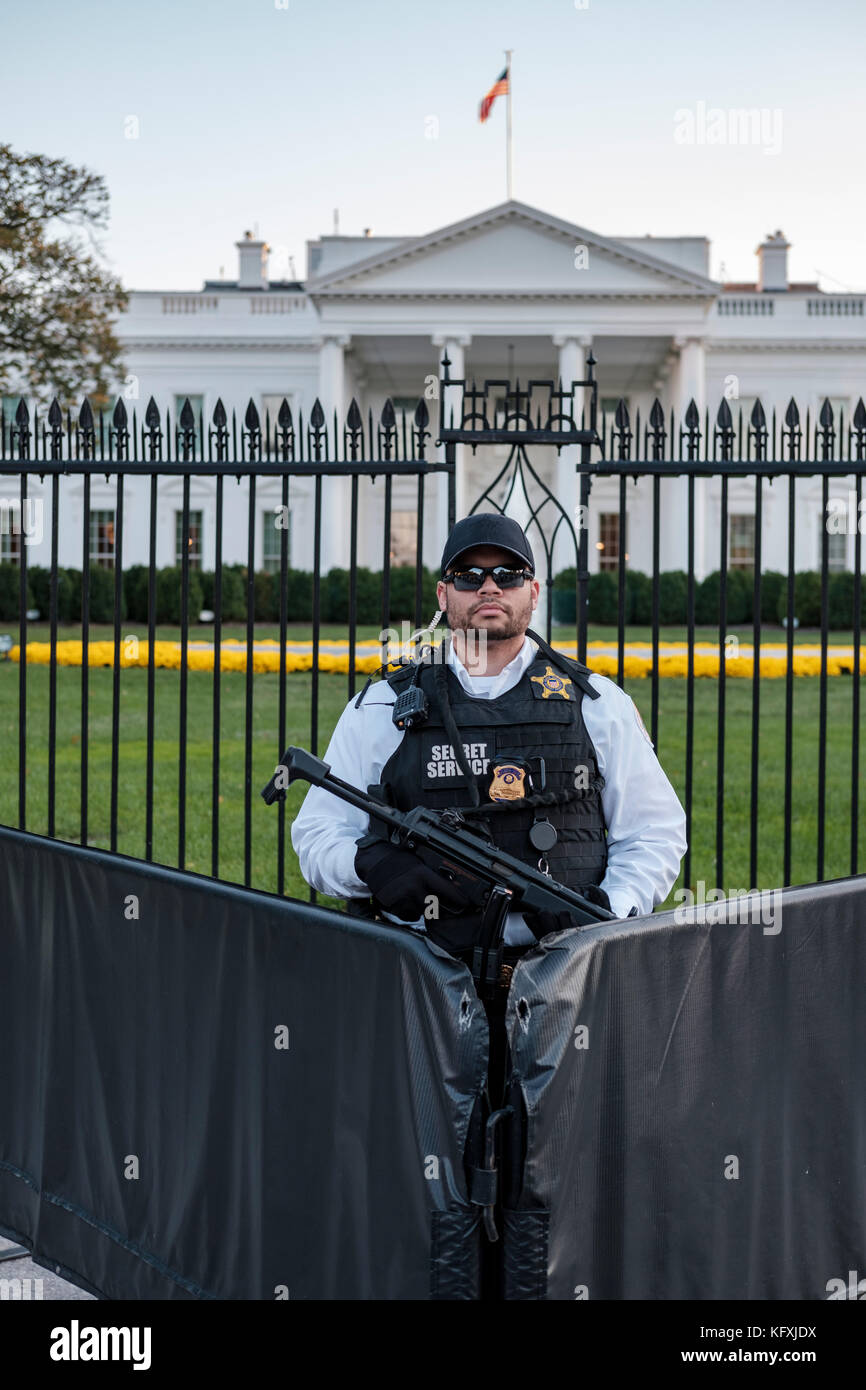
[376,648,608,948]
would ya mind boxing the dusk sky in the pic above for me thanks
[3,0,864,292]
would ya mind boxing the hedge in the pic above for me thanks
[0,563,440,627]
[2,562,863,629]
[550,566,866,628]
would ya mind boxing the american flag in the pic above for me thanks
[479,66,509,123]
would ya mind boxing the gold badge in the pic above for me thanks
[489,764,527,802]
[530,664,573,700]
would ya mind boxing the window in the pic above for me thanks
[261,394,295,435]
[0,501,22,564]
[89,510,116,569]
[817,513,847,573]
[173,394,204,430]
[596,512,620,572]
[822,397,850,432]
[732,396,757,431]
[262,507,290,572]
[1,395,25,447]
[390,510,417,566]
[175,510,203,569]
[88,393,112,426]
[600,396,630,433]
[729,514,755,569]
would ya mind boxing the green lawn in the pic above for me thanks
[1,624,863,911]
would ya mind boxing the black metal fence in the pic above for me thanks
[592,395,864,890]
[0,392,452,896]
[440,353,865,891]
[1,357,865,902]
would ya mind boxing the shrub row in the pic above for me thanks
[552,568,866,628]
[2,562,864,629]
[0,563,440,626]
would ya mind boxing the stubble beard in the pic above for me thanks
[444,588,533,644]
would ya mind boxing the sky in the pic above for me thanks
[2,0,865,292]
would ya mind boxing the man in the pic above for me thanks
[291,513,687,1104]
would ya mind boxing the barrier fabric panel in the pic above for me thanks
[502,878,866,1300]
[0,827,488,1300]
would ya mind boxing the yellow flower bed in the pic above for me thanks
[7,638,866,677]
[6,640,388,675]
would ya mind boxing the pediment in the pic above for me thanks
[307,201,717,299]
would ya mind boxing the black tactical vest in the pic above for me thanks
[375,645,608,946]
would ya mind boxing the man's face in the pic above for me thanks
[436,545,540,642]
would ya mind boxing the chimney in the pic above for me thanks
[756,230,790,292]
[236,230,270,289]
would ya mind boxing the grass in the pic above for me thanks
[1,624,863,912]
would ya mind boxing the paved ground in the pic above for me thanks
[0,1235,96,1300]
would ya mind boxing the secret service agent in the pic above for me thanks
[291,513,687,956]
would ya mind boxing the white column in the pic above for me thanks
[668,335,706,576]
[433,334,471,549]
[317,334,350,573]
[552,334,592,575]
[542,335,590,636]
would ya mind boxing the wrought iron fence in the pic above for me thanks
[1,356,865,903]
[439,352,866,892]
[590,393,865,890]
[0,392,452,896]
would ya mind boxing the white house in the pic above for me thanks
[2,200,865,594]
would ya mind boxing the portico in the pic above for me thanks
[305,201,717,575]
[102,200,866,582]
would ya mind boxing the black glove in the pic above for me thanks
[354,835,486,922]
[524,883,612,940]
[578,883,612,913]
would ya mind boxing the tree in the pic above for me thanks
[0,143,128,409]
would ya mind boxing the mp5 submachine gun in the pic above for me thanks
[262,746,615,996]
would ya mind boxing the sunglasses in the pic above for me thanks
[443,565,533,591]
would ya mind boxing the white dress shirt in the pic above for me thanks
[290,635,687,944]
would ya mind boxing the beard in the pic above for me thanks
[444,587,533,643]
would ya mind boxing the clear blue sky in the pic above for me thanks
[3,0,864,291]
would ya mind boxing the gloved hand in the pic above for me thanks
[354,835,487,922]
[578,883,612,913]
[524,883,613,940]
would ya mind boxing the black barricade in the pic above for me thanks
[3,825,865,1301]
[0,827,487,1300]
[502,878,866,1300]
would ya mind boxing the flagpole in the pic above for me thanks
[505,49,513,200]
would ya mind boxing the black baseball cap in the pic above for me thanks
[440,513,535,577]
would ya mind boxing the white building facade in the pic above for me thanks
[3,201,865,588]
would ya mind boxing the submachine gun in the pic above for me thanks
[261,746,615,997]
